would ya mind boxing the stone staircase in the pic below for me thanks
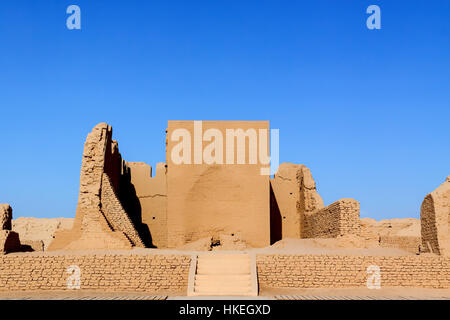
[187,253,258,296]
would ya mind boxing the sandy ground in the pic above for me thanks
[251,237,417,256]
[6,234,425,257]
[11,216,421,254]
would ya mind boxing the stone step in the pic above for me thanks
[194,274,252,281]
[196,267,250,275]
[197,254,250,261]
[188,253,257,296]
[194,277,251,287]
[197,258,250,265]
[196,262,250,269]
[194,286,252,294]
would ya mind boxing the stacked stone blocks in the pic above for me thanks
[257,254,450,289]
[0,254,190,292]
[302,199,360,238]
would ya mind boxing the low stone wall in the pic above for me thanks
[0,254,190,292]
[2,253,449,293]
[302,199,360,238]
[257,254,450,289]
[379,235,421,254]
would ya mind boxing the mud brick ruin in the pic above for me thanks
[48,121,364,250]
[0,204,21,254]
[1,121,449,295]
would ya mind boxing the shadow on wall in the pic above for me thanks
[270,183,282,245]
[119,165,156,248]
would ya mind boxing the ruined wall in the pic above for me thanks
[101,173,144,247]
[166,121,270,248]
[126,162,168,248]
[270,164,361,241]
[379,235,421,254]
[257,254,450,289]
[421,176,450,255]
[0,204,12,230]
[0,254,190,293]
[12,217,73,251]
[0,204,21,254]
[297,166,325,218]
[270,164,324,241]
[302,199,360,238]
[48,123,144,251]
[0,232,20,255]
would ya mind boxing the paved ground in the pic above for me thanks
[1,287,449,300]
[0,293,449,300]
[1,295,168,300]
[274,295,450,300]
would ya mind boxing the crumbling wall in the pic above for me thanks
[0,204,21,254]
[270,163,324,240]
[421,176,450,255]
[48,123,145,251]
[0,204,12,230]
[270,164,360,240]
[297,165,325,217]
[379,235,421,254]
[126,162,167,248]
[12,217,73,250]
[302,199,360,238]
[100,173,144,247]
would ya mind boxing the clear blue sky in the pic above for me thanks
[0,1,449,220]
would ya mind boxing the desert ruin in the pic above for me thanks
[0,121,449,298]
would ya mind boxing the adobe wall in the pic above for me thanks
[1,253,449,292]
[257,254,450,289]
[100,173,144,247]
[166,121,270,248]
[48,123,145,251]
[296,165,325,218]
[0,204,21,254]
[270,163,324,241]
[421,176,450,255]
[0,204,12,230]
[0,253,190,292]
[379,235,421,254]
[302,199,360,238]
[126,162,168,248]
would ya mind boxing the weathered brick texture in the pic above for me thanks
[1,253,449,292]
[49,124,146,251]
[0,204,12,231]
[101,173,144,247]
[421,176,450,255]
[302,199,360,238]
[379,235,421,254]
[257,254,450,289]
[0,254,190,292]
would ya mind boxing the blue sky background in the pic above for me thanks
[0,0,449,220]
